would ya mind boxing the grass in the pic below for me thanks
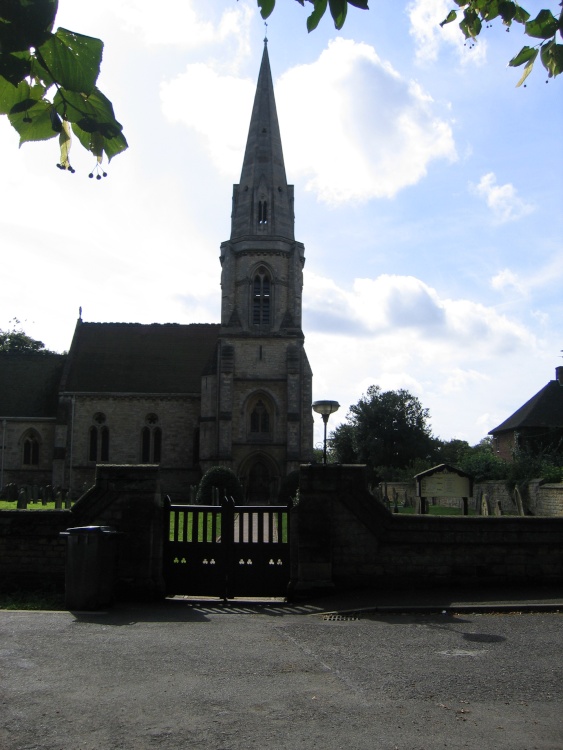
[0,500,71,510]
[0,587,65,611]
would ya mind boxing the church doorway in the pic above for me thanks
[246,460,272,504]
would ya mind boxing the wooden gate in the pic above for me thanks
[163,497,292,599]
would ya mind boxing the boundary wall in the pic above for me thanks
[2,463,563,599]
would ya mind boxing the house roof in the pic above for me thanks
[0,352,66,418]
[489,378,563,435]
[61,322,220,394]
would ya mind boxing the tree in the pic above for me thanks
[330,385,436,481]
[0,319,56,354]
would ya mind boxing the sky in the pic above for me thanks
[1,0,562,450]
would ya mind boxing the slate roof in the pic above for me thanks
[489,378,563,434]
[61,322,220,394]
[0,352,66,418]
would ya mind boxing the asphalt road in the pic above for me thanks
[1,602,561,750]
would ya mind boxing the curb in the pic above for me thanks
[314,603,563,617]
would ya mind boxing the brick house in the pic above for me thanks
[0,42,314,500]
[489,366,563,461]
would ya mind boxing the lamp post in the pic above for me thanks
[312,400,340,465]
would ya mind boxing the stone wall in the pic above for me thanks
[295,464,563,592]
[379,479,563,517]
[0,464,165,599]
[0,509,70,591]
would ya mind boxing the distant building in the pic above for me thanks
[489,366,563,461]
[0,42,314,500]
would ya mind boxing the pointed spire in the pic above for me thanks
[230,42,294,240]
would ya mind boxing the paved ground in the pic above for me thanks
[1,589,562,750]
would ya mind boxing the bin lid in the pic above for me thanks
[61,525,117,535]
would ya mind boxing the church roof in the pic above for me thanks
[61,322,220,394]
[489,373,563,434]
[230,41,295,241]
[0,352,66,418]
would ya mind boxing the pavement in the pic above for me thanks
[292,584,563,616]
[158,584,563,619]
[2,588,562,750]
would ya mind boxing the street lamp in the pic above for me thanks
[312,400,340,465]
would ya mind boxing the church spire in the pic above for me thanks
[230,41,294,240]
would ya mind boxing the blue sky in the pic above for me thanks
[1,0,562,449]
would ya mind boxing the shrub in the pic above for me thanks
[278,470,300,504]
[196,466,244,505]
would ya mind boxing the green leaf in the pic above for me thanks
[513,6,530,24]
[460,9,482,39]
[307,0,328,32]
[514,50,538,86]
[0,0,58,52]
[0,52,31,86]
[36,27,103,94]
[497,1,516,24]
[71,119,128,162]
[347,0,369,9]
[257,0,276,19]
[0,79,45,116]
[440,10,458,28]
[540,41,563,78]
[53,87,121,134]
[509,45,539,67]
[329,0,347,29]
[8,99,58,144]
[525,9,558,40]
[58,119,72,168]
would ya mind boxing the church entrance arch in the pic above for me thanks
[240,453,279,505]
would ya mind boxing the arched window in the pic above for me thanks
[248,397,273,444]
[88,413,109,462]
[250,400,270,434]
[258,200,268,224]
[23,433,39,465]
[252,267,271,325]
[141,415,162,463]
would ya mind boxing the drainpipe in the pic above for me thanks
[1,419,6,493]
[68,396,75,495]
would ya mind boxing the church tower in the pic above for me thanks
[199,41,314,501]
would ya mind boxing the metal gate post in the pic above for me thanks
[221,495,235,600]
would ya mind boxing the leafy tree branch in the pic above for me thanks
[0,0,127,174]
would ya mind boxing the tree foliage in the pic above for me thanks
[439,1,563,86]
[330,385,436,481]
[0,319,56,354]
[258,1,562,84]
[2,1,559,168]
[0,0,127,174]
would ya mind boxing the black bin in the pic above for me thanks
[60,526,118,610]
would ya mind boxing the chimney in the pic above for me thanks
[556,366,563,386]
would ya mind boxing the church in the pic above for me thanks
[0,43,315,501]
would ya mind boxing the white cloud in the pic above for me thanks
[491,268,526,295]
[407,0,487,65]
[161,65,255,178]
[472,172,535,223]
[160,38,457,204]
[278,38,457,203]
[304,271,533,355]
[108,1,253,53]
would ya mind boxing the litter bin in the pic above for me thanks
[60,526,118,610]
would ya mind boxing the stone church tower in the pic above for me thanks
[199,41,314,501]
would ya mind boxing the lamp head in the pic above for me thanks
[312,400,340,422]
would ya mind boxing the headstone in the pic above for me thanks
[17,488,28,509]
